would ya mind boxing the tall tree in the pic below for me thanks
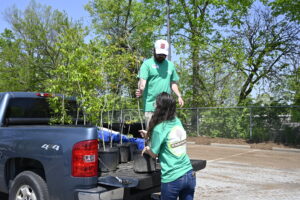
[227,7,300,104]
[85,0,165,97]
[268,0,300,23]
[86,0,164,56]
[2,0,82,91]
[0,29,25,91]
[171,0,254,107]
[46,27,105,124]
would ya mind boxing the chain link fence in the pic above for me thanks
[103,106,300,144]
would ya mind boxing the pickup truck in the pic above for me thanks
[0,92,206,200]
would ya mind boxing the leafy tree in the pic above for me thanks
[46,25,140,125]
[226,7,300,104]
[288,56,300,106]
[268,0,300,23]
[2,0,82,91]
[86,0,164,56]
[46,27,105,124]
[288,57,300,121]
[85,0,165,97]
[170,0,254,107]
[0,29,25,91]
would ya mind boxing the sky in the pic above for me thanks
[0,0,90,32]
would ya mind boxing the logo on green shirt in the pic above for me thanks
[168,126,187,157]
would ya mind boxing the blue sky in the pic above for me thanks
[0,0,90,32]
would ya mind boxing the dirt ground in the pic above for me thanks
[187,136,300,150]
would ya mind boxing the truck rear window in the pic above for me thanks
[5,98,82,124]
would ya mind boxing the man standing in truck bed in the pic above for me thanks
[136,39,184,128]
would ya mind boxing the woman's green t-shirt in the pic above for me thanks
[150,117,192,183]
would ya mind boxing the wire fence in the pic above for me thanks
[102,106,300,144]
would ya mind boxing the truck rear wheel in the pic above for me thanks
[9,171,49,200]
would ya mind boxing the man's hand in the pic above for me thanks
[178,96,184,107]
[136,89,142,98]
[136,79,146,98]
[171,82,184,107]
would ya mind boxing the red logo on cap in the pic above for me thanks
[160,43,165,49]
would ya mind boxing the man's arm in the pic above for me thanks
[171,82,184,107]
[136,78,146,97]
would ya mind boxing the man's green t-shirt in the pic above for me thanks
[138,57,179,112]
[150,117,192,183]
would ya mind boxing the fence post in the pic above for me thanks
[249,107,253,139]
[196,108,199,136]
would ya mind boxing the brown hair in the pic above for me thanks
[147,92,176,138]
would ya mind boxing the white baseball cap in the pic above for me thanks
[154,39,169,55]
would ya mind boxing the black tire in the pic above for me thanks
[9,171,49,200]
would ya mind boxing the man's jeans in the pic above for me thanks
[161,170,196,200]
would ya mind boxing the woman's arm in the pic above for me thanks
[142,146,158,159]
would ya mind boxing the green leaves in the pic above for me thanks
[0,0,79,92]
[0,0,299,113]
[269,0,300,23]
[86,0,163,58]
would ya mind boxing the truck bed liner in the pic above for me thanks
[98,159,206,190]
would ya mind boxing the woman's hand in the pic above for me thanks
[141,146,157,158]
[141,146,150,155]
[139,130,147,138]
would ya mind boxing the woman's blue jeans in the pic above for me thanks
[160,170,196,200]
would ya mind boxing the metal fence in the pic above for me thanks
[103,106,300,144]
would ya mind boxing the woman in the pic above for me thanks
[141,92,196,200]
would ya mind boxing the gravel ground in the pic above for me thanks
[195,161,300,200]
[188,144,300,200]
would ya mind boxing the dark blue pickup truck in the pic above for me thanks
[0,92,206,200]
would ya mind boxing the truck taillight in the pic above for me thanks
[36,93,53,97]
[72,140,98,177]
